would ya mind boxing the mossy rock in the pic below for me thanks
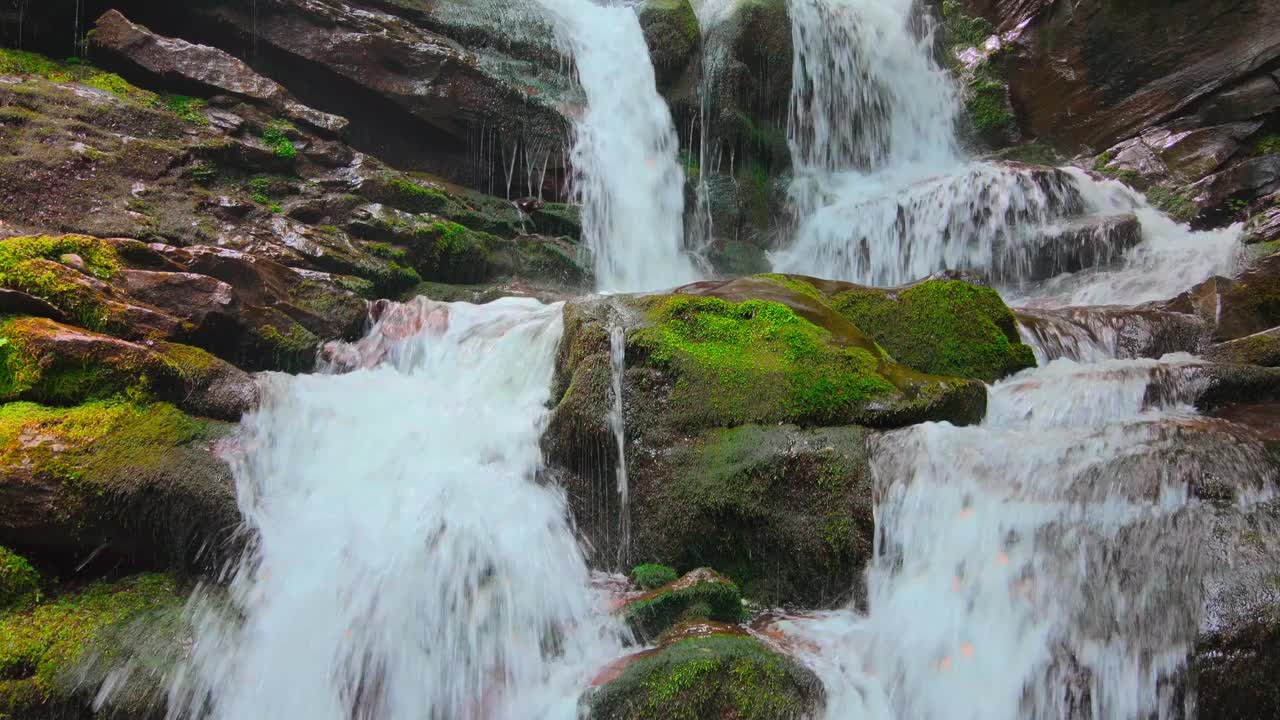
[0,546,40,610]
[0,573,184,720]
[584,634,824,720]
[624,568,742,641]
[803,275,1037,383]
[0,236,122,332]
[639,0,700,90]
[631,563,679,591]
[0,400,238,571]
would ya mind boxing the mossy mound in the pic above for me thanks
[0,546,40,610]
[0,400,238,570]
[631,564,679,591]
[624,569,742,641]
[639,0,700,89]
[0,236,122,331]
[0,573,183,719]
[585,634,823,720]
[802,276,1036,383]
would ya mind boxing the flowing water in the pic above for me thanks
[532,0,698,293]
[767,1,1269,719]
[165,299,624,720]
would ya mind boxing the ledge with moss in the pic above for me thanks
[0,573,184,720]
[0,546,40,611]
[624,569,742,641]
[585,633,824,720]
[0,400,238,570]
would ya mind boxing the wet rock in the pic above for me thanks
[1145,121,1262,184]
[1015,306,1209,362]
[1191,363,1280,412]
[0,288,69,323]
[1190,155,1280,210]
[89,10,348,136]
[1204,328,1280,367]
[1242,193,1280,245]
[1023,213,1143,281]
[969,0,1280,152]
[622,568,741,641]
[0,400,239,570]
[584,634,824,720]
[1197,74,1280,125]
[1164,252,1280,343]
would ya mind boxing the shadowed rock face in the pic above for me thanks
[961,0,1280,153]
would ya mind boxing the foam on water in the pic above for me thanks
[533,0,699,293]
[164,298,624,720]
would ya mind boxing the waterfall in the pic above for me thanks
[165,298,624,720]
[533,0,699,293]
[766,1,1270,718]
[607,323,630,568]
[773,0,1242,297]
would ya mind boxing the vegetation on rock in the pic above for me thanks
[585,634,823,720]
[631,563,679,591]
[0,547,40,610]
[624,569,742,640]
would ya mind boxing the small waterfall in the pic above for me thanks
[166,298,624,720]
[687,0,739,260]
[533,0,699,293]
[607,323,630,568]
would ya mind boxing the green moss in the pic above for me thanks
[365,242,408,262]
[0,547,40,610]
[0,235,122,330]
[253,323,319,370]
[828,279,1035,382]
[632,564,679,591]
[1146,185,1200,224]
[261,120,297,161]
[0,235,120,281]
[0,574,180,715]
[407,222,492,283]
[625,574,742,640]
[587,635,820,720]
[966,74,1014,135]
[0,50,153,104]
[164,95,207,125]
[154,342,221,384]
[181,163,218,186]
[942,0,995,51]
[634,296,896,429]
[376,175,451,214]
[1256,134,1280,156]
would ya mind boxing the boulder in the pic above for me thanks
[0,400,239,571]
[1197,74,1280,125]
[1204,328,1280,367]
[1164,252,1280,343]
[622,568,741,641]
[88,10,348,136]
[1020,213,1143,282]
[584,634,824,720]
[1190,155,1280,210]
[639,0,701,91]
[1015,305,1209,362]
[1243,194,1280,245]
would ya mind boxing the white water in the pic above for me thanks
[607,323,630,567]
[165,298,624,720]
[774,0,1242,301]
[533,0,699,293]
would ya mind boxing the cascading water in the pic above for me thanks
[607,323,630,567]
[766,0,1271,718]
[532,0,698,293]
[164,298,624,720]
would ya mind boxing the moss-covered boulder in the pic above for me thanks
[1164,252,1280,343]
[639,0,701,91]
[0,573,184,720]
[631,563,678,591]
[0,546,40,610]
[0,400,238,571]
[0,316,256,420]
[585,634,824,720]
[1204,328,1280,367]
[800,275,1037,383]
[547,275,1007,603]
[624,568,742,641]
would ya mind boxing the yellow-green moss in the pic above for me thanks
[587,635,821,720]
[1255,134,1280,156]
[0,236,121,331]
[261,120,297,161]
[164,95,207,126]
[0,50,153,104]
[0,235,120,280]
[0,400,207,488]
[828,279,1035,383]
[0,547,40,610]
[0,574,180,715]
[633,296,897,429]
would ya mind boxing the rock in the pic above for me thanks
[1191,363,1280,412]
[630,563,678,591]
[1204,328,1280,367]
[1242,193,1280,245]
[88,10,348,136]
[1191,497,1280,720]
[639,0,701,91]
[0,573,185,720]
[1145,121,1263,183]
[0,400,239,570]
[1016,305,1209,362]
[1164,252,1280,342]
[584,634,824,720]
[970,0,1280,152]
[1198,74,1280,125]
[0,288,69,323]
[1022,213,1143,281]
[623,568,741,641]
[795,275,1038,383]
[1190,155,1280,209]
